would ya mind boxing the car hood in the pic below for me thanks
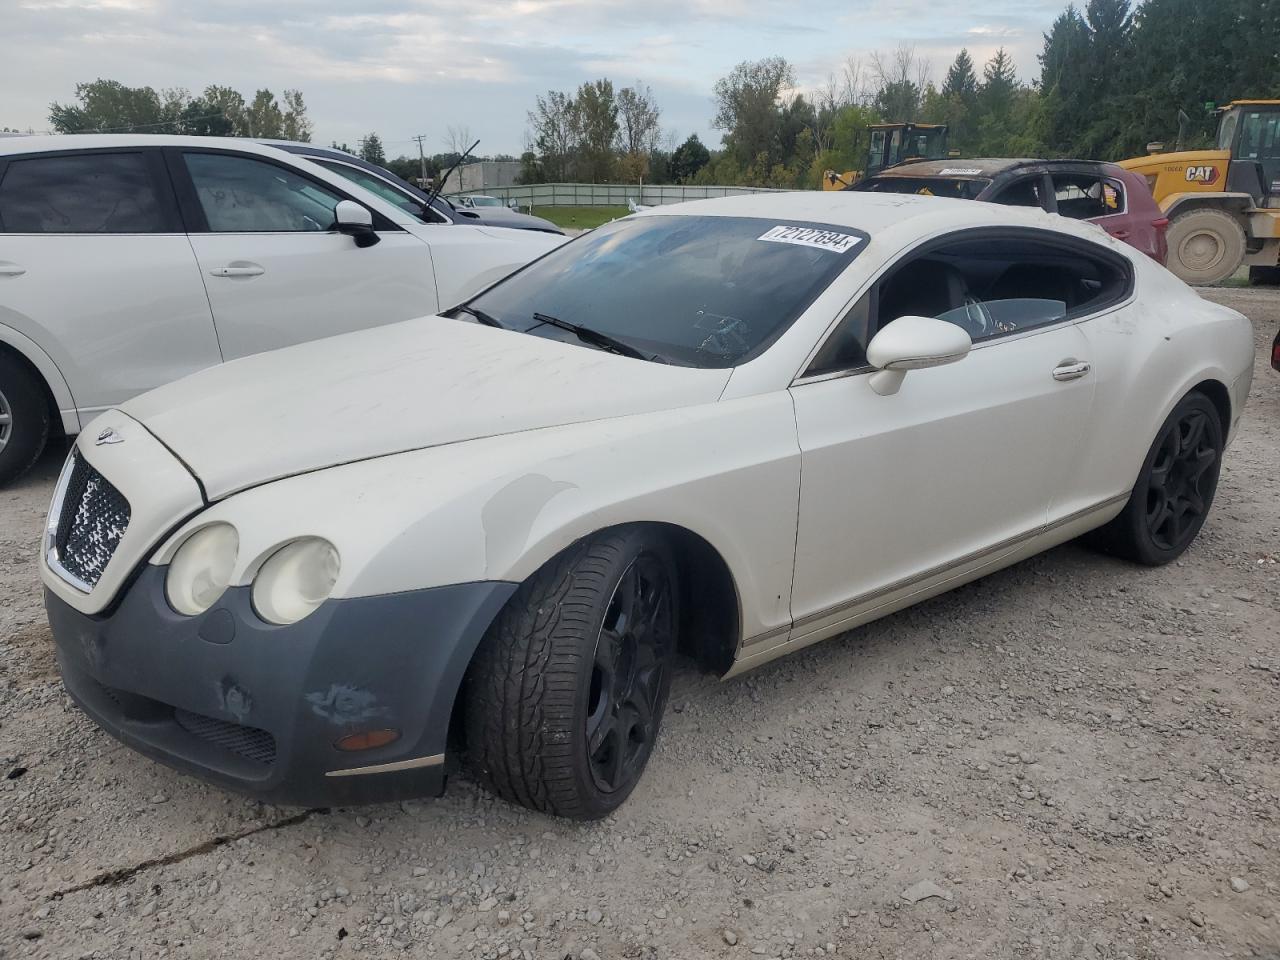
[122,316,732,500]
[456,206,563,233]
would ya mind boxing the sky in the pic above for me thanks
[2,0,1067,158]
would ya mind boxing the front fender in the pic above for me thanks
[153,393,802,645]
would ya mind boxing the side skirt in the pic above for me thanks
[724,494,1128,679]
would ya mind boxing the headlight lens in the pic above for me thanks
[252,538,340,625]
[165,523,239,616]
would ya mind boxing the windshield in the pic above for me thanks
[856,176,991,199]
[463,215,868,368]
[468,196,503,206]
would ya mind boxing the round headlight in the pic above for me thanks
[165,523,239,616]
[252,538,340,625]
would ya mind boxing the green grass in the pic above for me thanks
[530,206,632,230]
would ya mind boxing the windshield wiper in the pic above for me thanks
[531,312,653,361]
[453,304,506,328]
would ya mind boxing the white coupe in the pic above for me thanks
[41,192,1254,819]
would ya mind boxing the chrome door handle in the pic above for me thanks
[1052,360,1092,381]
[0,261,26,278]
[209,262,265,278]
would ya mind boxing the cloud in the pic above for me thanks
[3,0,1066,152]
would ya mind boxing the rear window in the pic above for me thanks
[0,152,166,233]
[465,215,868,368]
[854,176,991,200]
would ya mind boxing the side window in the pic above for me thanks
[184,153,344,233]
[872,234,1131,343]
[314,159,443,221]
[806,296,871,376]
[1051,174,1113,219]
[0,152,167,233]
[989,176,1044,208]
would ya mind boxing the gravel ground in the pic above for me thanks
[1,288,1277,960]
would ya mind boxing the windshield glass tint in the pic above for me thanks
[467,215,868,367]
[857,176,991,199]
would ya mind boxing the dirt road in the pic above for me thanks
[1,288,1277,960]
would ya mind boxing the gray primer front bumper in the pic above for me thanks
[47,567,517,807]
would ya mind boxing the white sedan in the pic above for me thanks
[0,135,564,484]
[41,193,1254,818]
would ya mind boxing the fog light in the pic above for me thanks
[334,729,401,752]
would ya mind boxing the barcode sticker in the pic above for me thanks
[757,225,862,254]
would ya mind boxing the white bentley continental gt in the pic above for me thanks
[42,193,1254,819]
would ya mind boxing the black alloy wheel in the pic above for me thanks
[1089,391,1223,565]
[585,553,675,795]
[1145,406,1220,552]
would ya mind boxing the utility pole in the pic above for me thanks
[412,134,428,187]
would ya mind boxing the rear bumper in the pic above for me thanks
[47,567,516,807]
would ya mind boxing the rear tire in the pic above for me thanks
[1088,392,1223,566]
[0,352,50,487]
[1248,265,1280,286]
[1165,209,1246,286]
[463,527,679,819]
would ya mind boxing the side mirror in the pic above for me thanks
[335,200,380,248]
[865,315,972,396]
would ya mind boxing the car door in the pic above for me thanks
[0,148,221,416]
[787,228,1112,642]
[170,148,439,361]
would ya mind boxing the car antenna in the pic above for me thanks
[426,139,480,210]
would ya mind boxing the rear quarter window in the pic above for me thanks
[0,152,167,233]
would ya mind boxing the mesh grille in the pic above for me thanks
[174,709,277,765]
[54,454,130,588]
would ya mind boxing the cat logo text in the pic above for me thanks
[1184,165,1220,185]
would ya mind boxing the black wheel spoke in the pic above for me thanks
[1180,412,1206,456]
[587,708,616,758]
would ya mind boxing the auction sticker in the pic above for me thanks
[758,225,863,254]
[939,167,983,175]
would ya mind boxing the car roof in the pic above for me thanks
[631,190,1126,249]
[870,158,1119,180]
[0,133,312,159]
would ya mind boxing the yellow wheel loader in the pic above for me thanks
[1120,100,1280,284]
[823,122,949,190]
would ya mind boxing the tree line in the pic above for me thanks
[519,0,1278,188]
[49,79,312,140]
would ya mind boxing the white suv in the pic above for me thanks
[0,135,565,484]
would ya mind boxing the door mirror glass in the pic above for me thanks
[335,200,379,248]
[865,315,972,395]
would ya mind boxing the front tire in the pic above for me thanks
[0,353,51,487]
[1090,392,1223,565]
[464,527,679,819]
[1165,209,1246,286]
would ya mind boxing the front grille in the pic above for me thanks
[53,453,130,589]
[175,709,277,765]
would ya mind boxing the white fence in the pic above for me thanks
[456,183,789,208]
